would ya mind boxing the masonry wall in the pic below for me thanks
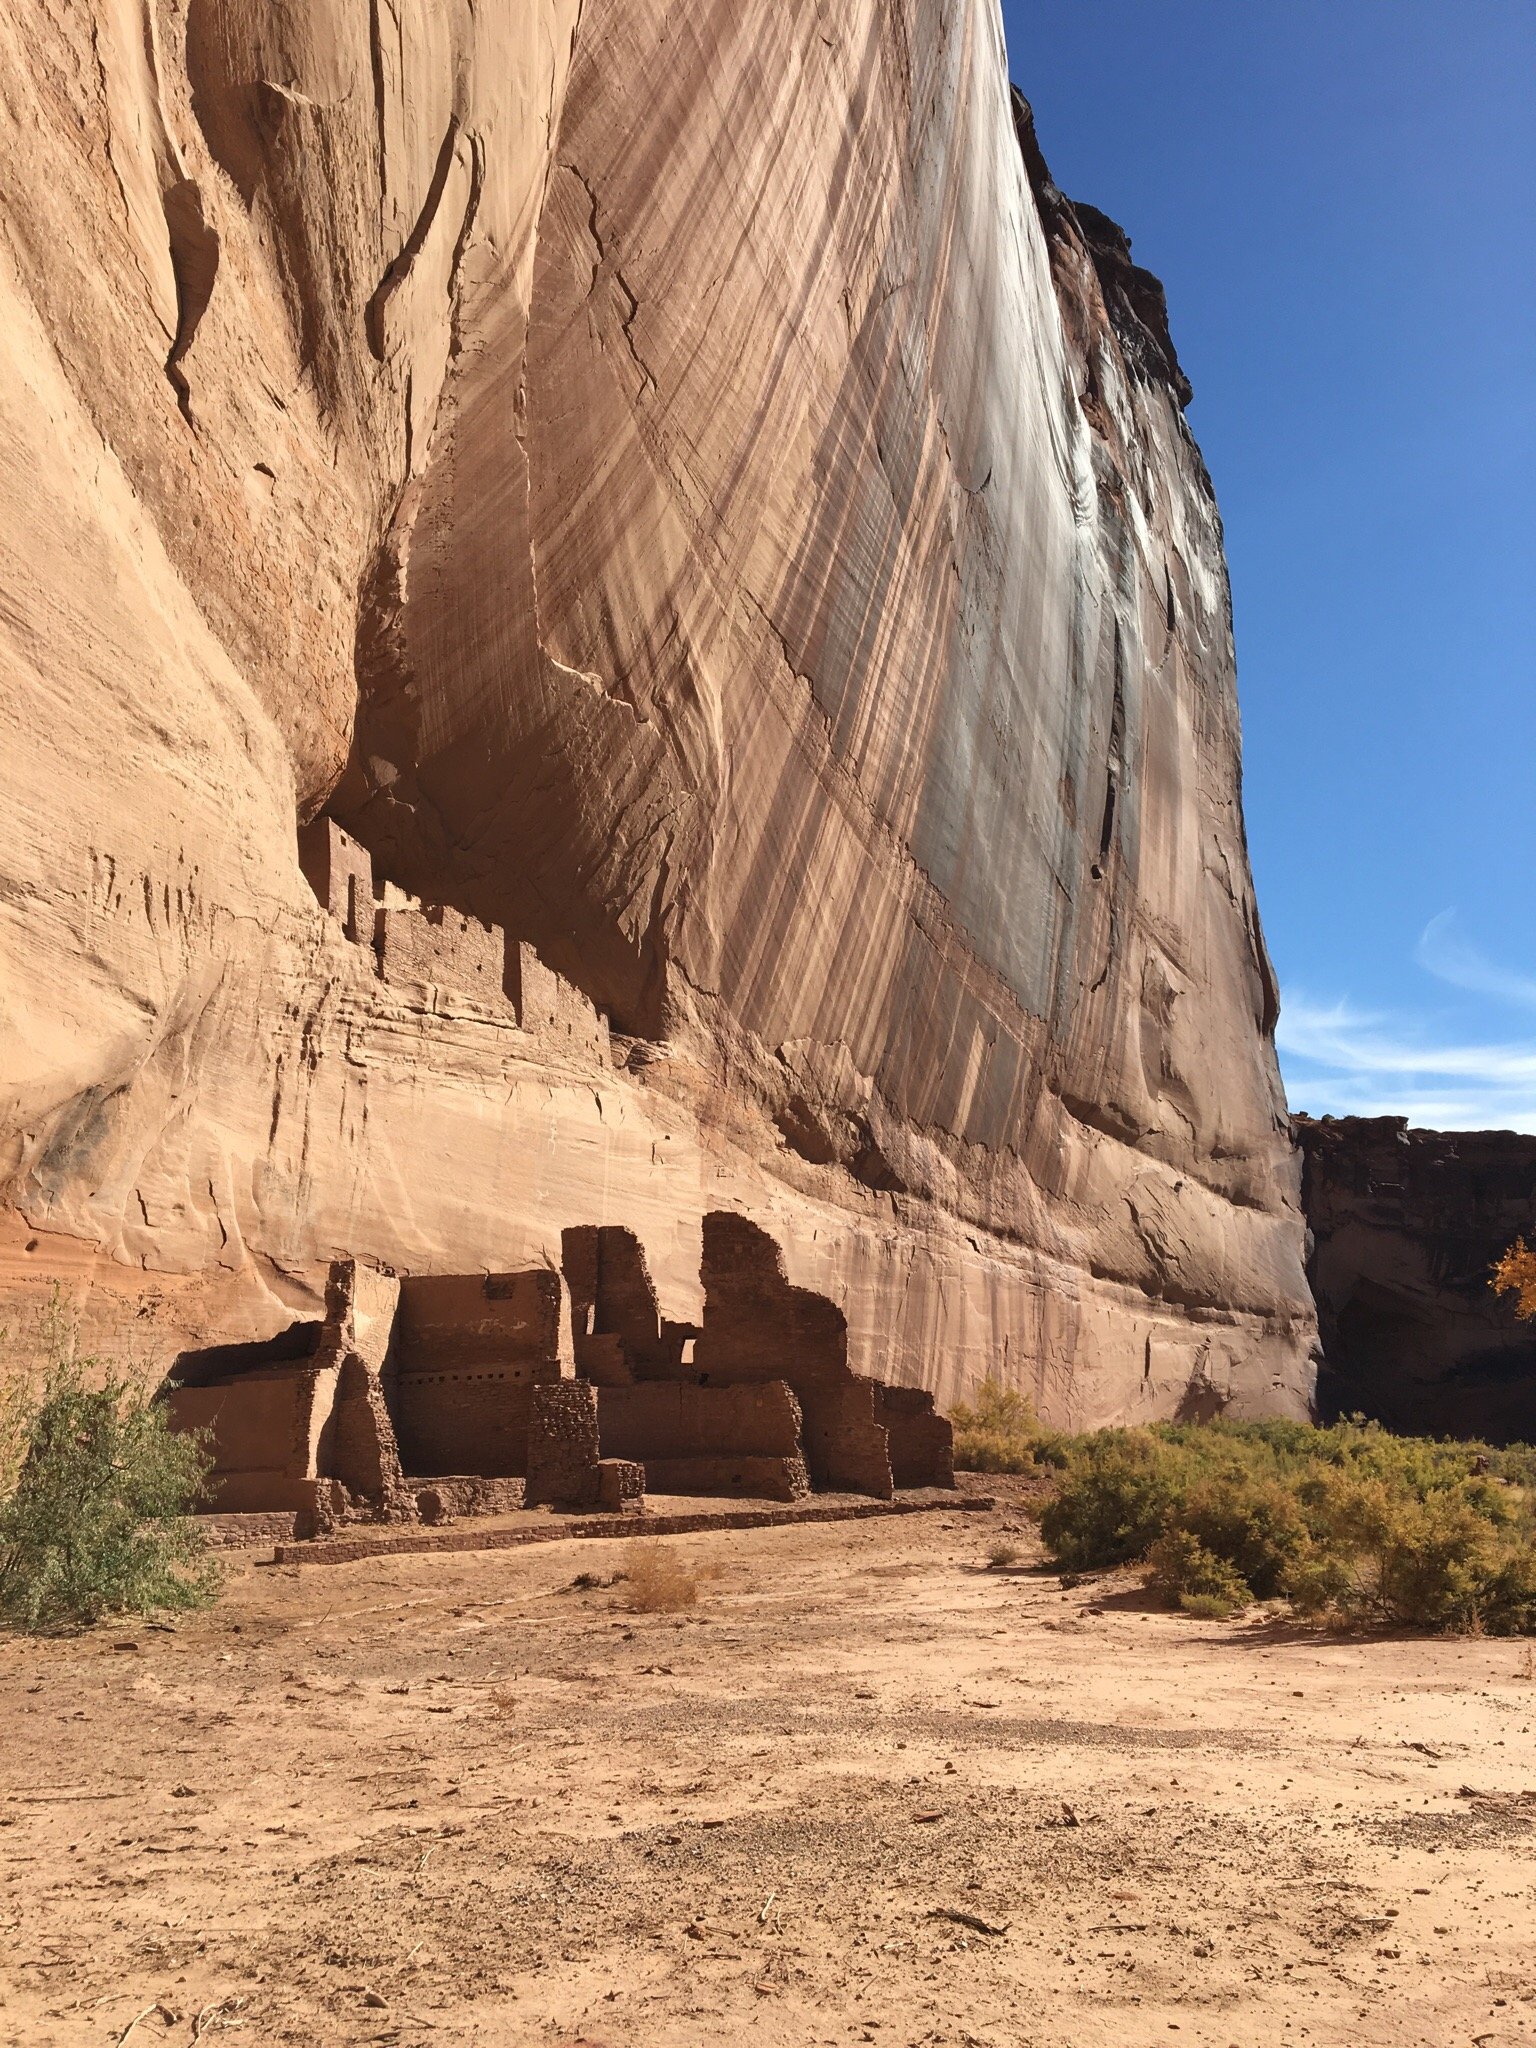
[695,1211,897,1496]
[596,1379,808,1499]
[387,1270,569,1477]
[376,904,508,1006]
[875,1383,955,1489]
[298,816,373,941]
[510,944,610,1059]
[563,1224,692,1380]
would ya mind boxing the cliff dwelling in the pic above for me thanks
[164,1215,953,1537]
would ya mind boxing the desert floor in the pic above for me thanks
[3,1478,1535,2048]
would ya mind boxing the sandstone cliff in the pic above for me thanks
[0,0,1315,1420]
[1298,1116,1536,1442]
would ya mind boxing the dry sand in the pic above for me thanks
[3,1480,1535,2048]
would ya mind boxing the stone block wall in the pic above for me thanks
[375,903,508,1007]
[297,820,609,1054]
[597,1379,802,1461]
[695,1211,907,1496]
[875,1383,955,1489]
[166,1219,954,1527]
[563,1224,692,1380]
[387,1270,570,1478]
[298,816,373,942]
[166,1368,326,1514]
[509,942,609,1059]
[525,1381,603,1507]
[596,1378,809,1498]
[164,1259,408,1527]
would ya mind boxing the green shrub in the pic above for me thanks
[1037,1430,1182,1568]
[1178,1473,1309,1599]
[1015,1406,1536,1635]
[1286,1470,1536,1633]
[1144,1528,1251,1616]
[0,1346,218,1634]
[951,1379,1069,1472]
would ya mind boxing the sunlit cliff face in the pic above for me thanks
[0,0,1313,1418]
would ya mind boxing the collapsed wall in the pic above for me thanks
[0,1,1314,1423]
[170,1217,952,1532]
[1297,1116,1536,1442]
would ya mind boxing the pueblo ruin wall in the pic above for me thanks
[0,2,1314,1423]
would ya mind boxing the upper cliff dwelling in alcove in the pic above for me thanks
[298,814,610,1054]
[164,1214,954,1537]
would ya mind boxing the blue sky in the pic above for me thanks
[1001,1,1536,1129]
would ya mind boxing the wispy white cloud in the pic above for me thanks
[1415,909,1536,1012]
[1277,992,1536,1133]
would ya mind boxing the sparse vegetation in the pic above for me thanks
[956,1389,1536,1634]
[0,1308,218,1634]
[985,1538,1021,1569]
[620,1537,702,1612]
[949,1380,1069,1472]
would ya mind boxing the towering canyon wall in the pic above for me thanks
[0,1,1315,1421]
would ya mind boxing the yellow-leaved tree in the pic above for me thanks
[1491,1238,1536,1321]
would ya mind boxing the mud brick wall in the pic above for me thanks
[525,1381,603,1508]
[298,816,374,941]
[387,1271,569,1478]
[696,1212,894,1496]
[375,903,508,1004]
[562,1225,690,1379]
[509,941,609,1058]
[597,1379,802,1462]
[326,1355,406,1500]
[641,1454,808,1502]
[874,1384,955,1489]
[166,1368,329,1513]
[165,1260,406,1518]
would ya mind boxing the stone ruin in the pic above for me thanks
[298,814,608,1058]
[163,1215,954,1537]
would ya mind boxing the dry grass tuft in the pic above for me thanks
[620,1538,702,1612]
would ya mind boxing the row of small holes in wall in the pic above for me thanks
[398,1368,527,1383]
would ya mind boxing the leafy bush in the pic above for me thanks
[0,1343,218,1634]
[1492,1237,1536,1320]
[1017,1410,1536,1634]
[950,1379,1069,1473]
[1037,1429,1181,1567]
[1176,1473,1309,1600]
[1144,1529,1251,1617]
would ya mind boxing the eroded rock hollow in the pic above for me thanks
[0,1,1315,1423]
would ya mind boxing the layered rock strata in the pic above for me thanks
[1297,1116,1536,1442]
[0,1,1314,1421]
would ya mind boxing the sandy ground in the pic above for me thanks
[3,1480,1536,2048]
